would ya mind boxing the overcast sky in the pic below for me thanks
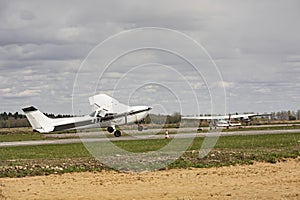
[0,0,299,115]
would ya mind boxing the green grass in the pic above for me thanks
[0,143,91,160]
[0,133,299,160]
[213,133,300,148]
[111,138,173,152]
[0,133,45,142]
[168,133,300,168]
[222,125,300,132]
[109,132,300,152]
[0,133,299,177]
[0,133,300,160]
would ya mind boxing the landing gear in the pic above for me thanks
[114,130,121,137]
[107,126,114,133]
[107,126,121,137]
[137,125,143,131]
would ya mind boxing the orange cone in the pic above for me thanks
[165,129,170,139]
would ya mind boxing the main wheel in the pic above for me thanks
[107,126,114,133]
[137,125,143,131]
[114,130,121,137]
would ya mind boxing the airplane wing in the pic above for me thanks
[227,114,256,119]
[89,94,129,116]
[182,115,229,120]
[182,113,266,120]
[228,113,271,119]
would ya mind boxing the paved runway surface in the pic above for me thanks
[1,128,300,147]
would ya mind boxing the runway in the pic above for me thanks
[1,128,300,147]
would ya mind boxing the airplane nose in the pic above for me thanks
[148,106,152,110]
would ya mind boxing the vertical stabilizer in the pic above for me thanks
[22,106,54,133]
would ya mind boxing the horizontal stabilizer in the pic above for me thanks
[22,106,38,112]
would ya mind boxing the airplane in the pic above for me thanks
[22,94,152,137]
[182,113,269,129]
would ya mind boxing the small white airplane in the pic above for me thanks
[182,113,267,128]
[22,94,152,137]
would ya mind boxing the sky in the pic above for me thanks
[0,0,300,116]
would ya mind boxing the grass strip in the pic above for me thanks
[0,133,299,177]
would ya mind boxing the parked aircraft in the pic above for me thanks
[182,113,269,128]
[22,94,152,137]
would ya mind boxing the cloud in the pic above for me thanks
[214,81,234,89]
[143,85,158,93]
[102,72,124,79]
[1,88,12,93]
[2,88,41,98]
[255,88,271,94]
[0,0,299,114]
[20,10,36,21]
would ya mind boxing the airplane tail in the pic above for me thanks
[22,106,54,133]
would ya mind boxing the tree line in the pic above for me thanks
[270,110,300,121]
[144,112,181,125]
[0,112,29,128]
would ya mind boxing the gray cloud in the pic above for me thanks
[0,0,299,115]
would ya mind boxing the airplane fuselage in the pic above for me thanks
[22,94,152,137]
[40,106,151,132]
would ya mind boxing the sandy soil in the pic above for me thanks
[0,159,299,200]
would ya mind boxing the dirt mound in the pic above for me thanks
[1,159,299,200]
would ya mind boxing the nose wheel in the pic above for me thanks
[137,125,143,131]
